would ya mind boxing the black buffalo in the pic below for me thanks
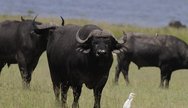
[41,24,126,108]
[115,32,188,88]
[0,16,55,88]
[168,20,186,28]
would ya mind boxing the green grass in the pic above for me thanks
[1,15,188,108]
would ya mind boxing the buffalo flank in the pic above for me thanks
[115,32,188,88]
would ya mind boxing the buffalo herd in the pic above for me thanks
[0,16,188,108]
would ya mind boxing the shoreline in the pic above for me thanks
[0,15,187,41]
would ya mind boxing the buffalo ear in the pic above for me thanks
[34,27,55,34]
[113,31,127,53]
[30,31,39,36]
[30,31,40,41]
[122,31,127,42]
[76,44,91,54]
[113,43,127,54]
[111,37,127,54]
[30,27,55,41]
[33,26,56,37]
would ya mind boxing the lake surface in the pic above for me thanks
[0,0,188,27]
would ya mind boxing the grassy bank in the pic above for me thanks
[0,15,188,108]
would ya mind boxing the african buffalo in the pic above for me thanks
[40,24,126,108]
[168,20,186,28]
[0,16,55,88]
[115,32,188,88]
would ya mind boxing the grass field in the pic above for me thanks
[1,15,188,108]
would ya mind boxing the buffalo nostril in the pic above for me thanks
[97,49,106,56]
[101,50,106,54]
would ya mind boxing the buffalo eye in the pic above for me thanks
[92,41,98,45]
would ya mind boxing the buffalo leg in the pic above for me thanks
[160,76,165,88]
[72,85,82,108]
[61,83,69,108]
[121,61,130,85]
[93,87,103,108]
[18,62,32,88]
[164,71,172,88]
[114,64,121,84]
[93,76,107,108]
[115,60,130,85]
[17,51,30,88]
[25,56,40,87]
[160,69,166,88]
[114,55,123,84]
[160,66,172,88]
[18,64,30,88]
[0,63,5,75]
[53,83,60,102]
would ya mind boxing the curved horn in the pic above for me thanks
[101,30,114,37]
[21,16,25,21]
[100,30,125,43]
[33,15,38,22]
[118,37,125,44]
[76,29,87,43]
[35,23,56,29]
[118,31,127,44]
[32,15,38,27]
[60,16,64,26]
[76,29,99,43]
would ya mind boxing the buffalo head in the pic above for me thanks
[19,16,57,53]
[76,29,127,57]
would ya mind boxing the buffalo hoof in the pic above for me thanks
[113,80,119,85]
[62,103,68,108]
[72,102,79,108]
[22,82,30,89]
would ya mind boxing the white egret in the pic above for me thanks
[123,92,135,108]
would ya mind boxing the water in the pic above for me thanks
[0,0,188,27]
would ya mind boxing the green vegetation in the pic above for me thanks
[0,15,188,108]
